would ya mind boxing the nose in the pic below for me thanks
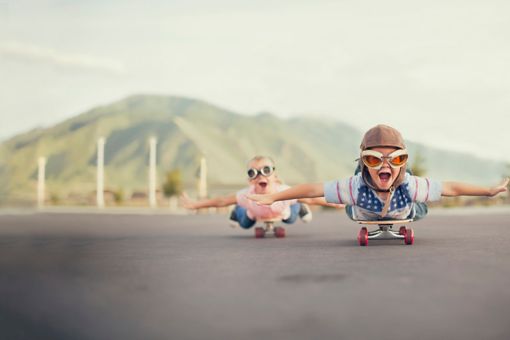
[381,157,391,168]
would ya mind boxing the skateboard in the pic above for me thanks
[254,220,285,238]
[356,219,414,246]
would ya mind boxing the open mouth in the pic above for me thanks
[378,172,391,183]
[258,182,268,189]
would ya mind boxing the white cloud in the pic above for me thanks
[0,41,125,75]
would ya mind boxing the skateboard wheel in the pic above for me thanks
[255,227,265,238]
[404,228,414,245]
[274,227,286,238]
[399,226,407,236]
[358,227,368,246]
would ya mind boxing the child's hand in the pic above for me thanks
[324,203,346,209]
[246,194,274,206]
[180,192,198,209]
[489,178,509,196]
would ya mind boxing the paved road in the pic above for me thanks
[0,210,509,340]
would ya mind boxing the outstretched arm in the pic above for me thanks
[248,183,324,205]
[180,192,237,209]
[441,178,509,197]
[298,197,345,208]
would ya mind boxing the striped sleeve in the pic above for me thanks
[408,175,442,202]
[324,176,357,205]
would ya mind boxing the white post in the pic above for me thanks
[97,137,105,208]
[198,157,207,199]
[37,157,46,208]
[149,137,157,208]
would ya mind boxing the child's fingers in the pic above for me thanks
[490,179,509,196]
[331,203,345,208]
[179,192,197,209]
[499,178,509,192]
[246,194,261,202]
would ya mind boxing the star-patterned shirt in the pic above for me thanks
[323,173,442,220]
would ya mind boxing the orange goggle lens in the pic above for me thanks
[362,155,383,167]
[389,154,408,166]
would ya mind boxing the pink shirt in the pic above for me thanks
[236,184,297,221]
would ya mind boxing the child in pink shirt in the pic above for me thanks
[181,156,339,228]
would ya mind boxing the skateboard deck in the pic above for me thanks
[356,219,412,225]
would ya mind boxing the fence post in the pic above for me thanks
[37,157,46,208]
[149,137,157,208]
[198,157,207,199]
[97,137,105,208]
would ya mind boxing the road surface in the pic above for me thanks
[0,209,509,340]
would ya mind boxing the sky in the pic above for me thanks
[1,0,509,162]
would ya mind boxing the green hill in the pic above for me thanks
[0,95,505,205]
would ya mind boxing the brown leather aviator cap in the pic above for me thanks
[360,124,406,150]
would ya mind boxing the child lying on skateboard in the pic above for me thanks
[181,155,342,229]
[247,125,508,221]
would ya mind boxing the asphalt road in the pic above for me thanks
[1,210,510,340]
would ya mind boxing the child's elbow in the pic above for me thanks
[441,183,458,197]
[442,188,457,197]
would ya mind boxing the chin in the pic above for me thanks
[254,184,270,194]
[375,179,394,191]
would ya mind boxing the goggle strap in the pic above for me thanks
[380,186,394,218]
[361,149,408,159]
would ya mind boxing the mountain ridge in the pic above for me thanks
[1,94,505,205]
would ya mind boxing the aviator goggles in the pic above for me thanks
[360,149,408,170]
[247,166,275,179]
